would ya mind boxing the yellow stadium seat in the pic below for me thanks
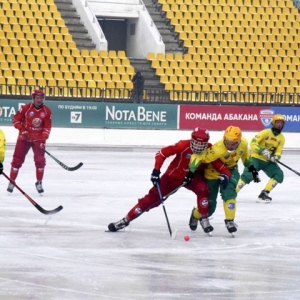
[79,65,89,74]
[33,70,44,80]
[93,57,102,66]
[39,63,49,72]
[117,50,126,59]
[99,50,108,58]
[147,52,156,61]
[116,66,126,75]
[74,73,83,81]
[103,58,113,66]
[92,73,101,82]
[98,65,107,74]
[83,73,93,81]
[108,50,117,58]
[81,49,90,57]
[107,65,116,74]
[15,77,26,87]
[46,56,56,65]
[160,75,168,84]
[90,50,99,58]
[126,66,134,75]
[112,74,122,83]
[112,58,122,67]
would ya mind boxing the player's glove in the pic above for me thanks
[21,130,29,141]
[151,169,160,186]
[261,148,271,160]
[218,174,229,190]
[248,165,261,183]
[0,162,3,175]
[183,171,194,185]
[40,140,46,150]
[270,155,278,162]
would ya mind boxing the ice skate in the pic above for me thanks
[199,218,214,236]
[108,217,129,232]
[7,182,14,193]
[257,190,272,203]
[225,219,237,236]
[189,208,199,231]
[35,181,44,194]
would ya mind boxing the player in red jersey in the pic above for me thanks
[108,128,230,234]
[7,90,52,194]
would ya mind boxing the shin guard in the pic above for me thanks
[223,199,236,220]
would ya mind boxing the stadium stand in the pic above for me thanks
[0,0,300,103]
[0,0,134,99]
[151,0,300,102]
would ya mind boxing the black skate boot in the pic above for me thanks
[35,181,44,194]
[7,182,14,193]
[257,190,272,203]
[225,219,237,234]
[199,218,214,234]
[108,217,129,232]
[189,208,199,231]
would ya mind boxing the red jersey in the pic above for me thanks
[153,140,207,179]
[154,140,231,180]
[13,103,52,142]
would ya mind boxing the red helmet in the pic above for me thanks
[32,89,45,98]
[191,128,210,154]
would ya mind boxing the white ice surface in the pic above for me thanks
[1,146,300,300]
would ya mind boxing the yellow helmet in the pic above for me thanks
[271,114,285,126]
[224,126,242,143]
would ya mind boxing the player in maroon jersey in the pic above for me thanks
[108,128,230,234]
[7,90,52,194]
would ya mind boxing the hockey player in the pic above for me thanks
[0,128,6,175]
[7,90,52,194]
[186,126,260,234]
[236,114,285,203]
[108,128,230,234]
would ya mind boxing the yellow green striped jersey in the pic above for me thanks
[189,137,251,179]
[250,128,285,162]
[0,129,6,163]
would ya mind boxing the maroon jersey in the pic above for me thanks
[13,103,52,142]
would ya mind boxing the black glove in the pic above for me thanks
[0,162,3,175]
[218,174,229,190]
[183,171,194,185]
[151,169,160,186]
[248,165,261,183]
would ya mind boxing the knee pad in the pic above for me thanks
[273,169,284,183]
[35,156,46,168]
[11,157,24,169]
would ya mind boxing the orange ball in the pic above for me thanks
[184,235,190,241]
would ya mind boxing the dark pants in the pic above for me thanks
[133,87,143,103]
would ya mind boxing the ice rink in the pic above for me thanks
[0,145,300,300]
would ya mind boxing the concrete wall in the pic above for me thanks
[72,0,108,50]
[127,8,165,58]
[76,0,164,57]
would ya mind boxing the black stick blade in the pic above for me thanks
[64,162,83,171]
[36,204,63,215]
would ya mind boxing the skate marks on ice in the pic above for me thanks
[1,149,300,299]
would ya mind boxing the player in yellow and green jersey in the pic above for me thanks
[184,126,260,235]
[0,128,6,176]
[236,114,285,203]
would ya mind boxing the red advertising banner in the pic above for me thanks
[179,105,273,130]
